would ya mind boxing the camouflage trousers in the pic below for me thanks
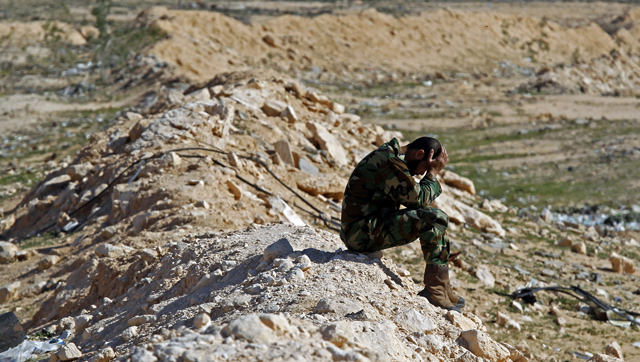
[343,207,450,266]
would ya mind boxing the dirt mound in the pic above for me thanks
[140,7,616,81]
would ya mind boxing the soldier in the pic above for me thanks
[340,137,464,312]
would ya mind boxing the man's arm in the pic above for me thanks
[381,158,442,208]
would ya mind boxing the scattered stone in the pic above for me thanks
[474,266,495,288]
[280,105,298,123]
[227,152,242,169]
[571,242,587,255]
[587,354,624,362]
[38,255,60,271]
[194,200,210,209]
[262,99,287,117]
[90,347,115,362]
[67,162,93,181]
[73,314,93,332]
[274,140,295,165]
[556,237,573,247]
[298,158,319,174]
[57,343,83,361]
[516,340,530,354]
[610,252,635,274]
[605,341,623,360]
[194,313,211,329]
[296,173,346,200]
[511,301,523,313]
[121,326,138,341]
[0,242,18,263]
[263,238,294,262]
[306,122,349,166]
[495,312,510,327]
[226,180,243,200]
[128,315,157,327]
[95,244,125,258]
[459,329,510,361]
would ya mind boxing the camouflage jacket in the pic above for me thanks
[340,138,442,246]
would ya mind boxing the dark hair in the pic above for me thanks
[407,137,441,158]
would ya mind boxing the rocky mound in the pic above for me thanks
[35,224,525,362]
[0,70,515,361]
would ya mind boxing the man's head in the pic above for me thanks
[405,137,442,176]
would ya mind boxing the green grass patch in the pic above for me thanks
[19,232,61,250]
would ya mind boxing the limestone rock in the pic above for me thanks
[38,255,60,271]
[121,326,138,341]
[481,199,508,212]
[184,88,211,102]
[605,341,623,359]
[57,343,83,361]
[73,314,93,332]
[610,252,635,274]
[313,298,362,316]
[298,158,319,174]
[0,214,15,233]
[459,329,510,361]
[67,162,92,181]
[296,173,346,201]
[443,171,476,195]
[320,322,353,347]
[90,347,115,362]
[128,315,157,326]
[263,238,294,262]
[280,105,298,123]
[95,244,125,258]
[221,314,276,344]
[274,140,295,165]
[258,314,295,336]
[262,99,287,117]
[306,122,349,166]
[495,312,510,327]
[394,308,436,333]
[587,354,624,362]
[193,313,211,329]
[330,102,345,114]
[571,242,587,255]
[38,174,71,196]
[446,311,478,330]
[0,242,18,263]
[474,266,495,288]
[555,237,573,247]
[226,180,243,200]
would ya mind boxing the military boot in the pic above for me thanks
[418,264,462,313]
[443,265,465,309]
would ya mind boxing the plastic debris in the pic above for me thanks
[0,339,63,362]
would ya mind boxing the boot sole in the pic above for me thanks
[418,290,462,313]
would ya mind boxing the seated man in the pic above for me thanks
[340,137,463,312]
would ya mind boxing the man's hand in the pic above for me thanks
[427,146,448,177]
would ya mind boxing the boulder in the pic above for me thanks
[0,214,15,233]
[184,88,211,102]
[610,252,635,274]
[258,314,295,336]
[459,329,510,361]
[0,241,18,263]
[320,322,354,347]
[280,106,298,123]
[306,122,349,166]
[221,314,276,344]
[95,244,125,258]
[38,175,71,196]
[193,313,211,329]
[555,237,573,247]
[442,171,476,195]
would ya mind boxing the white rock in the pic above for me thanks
[221,314,276,344]
[320,322,353,347]
[474,266,495,288]
[38,255,60,271]
[67,163,93,181]
[571,242,587,255]
[128,315,157,326]
[443,171,476,195]
[121,326,138,341]
[610,252,635,274]
[0,281,21,303]
[264,238,294,262]
[605,341,623,359]
[57,343,83,361]
[306,122,349,166]
[394,308,435,333]
[73,314,93,332]
[0,242,18,263]
[262,99,287,117]
[95,244,125,258]
[194,313,211,329]
[459,329,510,361]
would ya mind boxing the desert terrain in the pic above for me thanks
[1,1,640,362]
